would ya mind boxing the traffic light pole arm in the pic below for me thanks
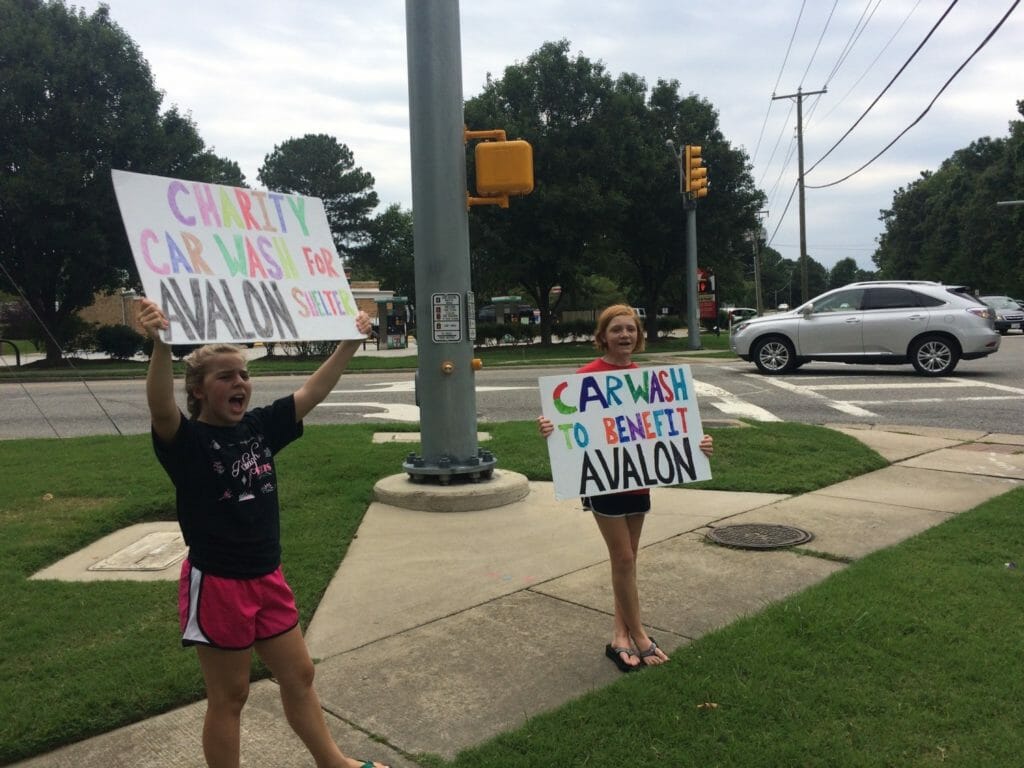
[466,192,510,208]
[464,128,507,143]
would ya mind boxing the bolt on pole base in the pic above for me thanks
[403,449,497,485]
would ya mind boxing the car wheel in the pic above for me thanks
[910,335,960,376]
[752,336,797,374]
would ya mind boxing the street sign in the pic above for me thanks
[431,292,462,343]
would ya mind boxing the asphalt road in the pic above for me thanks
[2,333,1022,440]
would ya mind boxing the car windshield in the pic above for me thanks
[982,296,1018,309]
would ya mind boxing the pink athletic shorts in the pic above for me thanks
[178,560,299,650]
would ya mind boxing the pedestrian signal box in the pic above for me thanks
[466,128,534,208]
[475,140,534,196]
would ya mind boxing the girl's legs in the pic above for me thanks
[255,626,386,768]
[195,645,253,768]
[593,512,669,667]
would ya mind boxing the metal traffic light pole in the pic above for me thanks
[667,139,702,351]
[402,0,494,483]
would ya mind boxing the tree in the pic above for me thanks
[874,101,1024,296]
[464,40,625,344]
[759,247,798,309]
[620,79,764,339]
[0,1,242,363]
[349,203,415,303]
[464,40,764,344]
[828,257,860,289]
[153,107,245,186]
[257,134,378,259]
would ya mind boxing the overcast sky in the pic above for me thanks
[82,0,1023,274]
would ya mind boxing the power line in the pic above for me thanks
[805,0,962,176]
[799,0,840,88]
[807,0,1021,190]
[815,0,925,127]
[752,0,808,166]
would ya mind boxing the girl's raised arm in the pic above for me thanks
[139,299,180,443]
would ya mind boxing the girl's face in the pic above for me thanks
[193,353,252,426]
[602,315,639,360]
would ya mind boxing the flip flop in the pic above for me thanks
[605,643,639,673]
[360,761,390,768]
[638,636,665,666]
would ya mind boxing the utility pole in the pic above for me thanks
[752,209,768,314]
[773,87,826,304]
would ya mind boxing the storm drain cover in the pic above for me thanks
[707,523,813,550]
[88,531,186,571]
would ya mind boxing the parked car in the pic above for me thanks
[730,281,1000,376]
[979,295,1024,334]
[724,307,758,325]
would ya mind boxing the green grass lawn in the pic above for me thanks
[0,420,885,763]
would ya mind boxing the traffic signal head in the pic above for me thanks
[474,139,534,196]
[684,145,709,199]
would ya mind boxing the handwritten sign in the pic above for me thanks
[539,364,712,500]
[111,169,361,344]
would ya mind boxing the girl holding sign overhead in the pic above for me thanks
[538,304,713,673]
[138,298,389,768]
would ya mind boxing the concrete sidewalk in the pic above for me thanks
[14,424,1024,767]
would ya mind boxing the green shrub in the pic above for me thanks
[555,318,595,343]
[94,324,145,359]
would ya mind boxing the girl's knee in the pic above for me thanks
[276,656,316,691]
[207,680,249,713]
[609,549,637,574]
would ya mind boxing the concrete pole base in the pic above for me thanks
[373,470,530,512]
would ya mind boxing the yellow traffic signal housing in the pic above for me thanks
[475,139,534,196]
[465,128,534,208]
[685,145,709,199]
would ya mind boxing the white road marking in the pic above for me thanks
[743,371,1024,415]
[847,395,1024,405]
[970,380,1024,396]
[809,381,974,391]
[324,377,781,424]
[745,374,878,417]
[694,381,781,422]
[318,402,421,421]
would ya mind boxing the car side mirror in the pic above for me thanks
[801,303,814,317]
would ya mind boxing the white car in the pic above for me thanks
[730,281,1000,376]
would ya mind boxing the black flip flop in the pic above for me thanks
[605,643,638,673]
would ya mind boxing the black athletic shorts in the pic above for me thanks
[583,492,651,517]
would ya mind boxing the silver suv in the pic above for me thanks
[730,281,1000,376]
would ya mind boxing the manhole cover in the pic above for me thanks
[707,523,813,550]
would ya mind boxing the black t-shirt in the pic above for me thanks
[153,396,303,578]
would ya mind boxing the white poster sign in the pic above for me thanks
[539,364,712,501]
[111,169,361,344]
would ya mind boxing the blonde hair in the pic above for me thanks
[183,344,246,419]
[593,304,646,354]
